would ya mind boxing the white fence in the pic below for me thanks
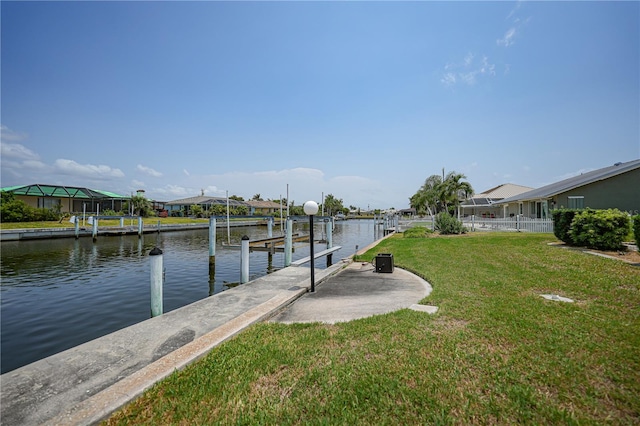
[399,216,554,233]
[462,216,553,233]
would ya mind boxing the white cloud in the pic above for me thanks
[22,160,48,170]
[497,27,517,47]
[506,1,523,20]
[441,72,457,87]
[0,125,28,142]
[1,141,40,160]
[131,179,146,188]
[183,169,190,176]
[152,184,196,198]
[136,164,163,178]
[464,52,474,66]
[54,159,125,178]
[444,55,496,87]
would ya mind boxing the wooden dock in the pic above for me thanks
[224,234,309,253]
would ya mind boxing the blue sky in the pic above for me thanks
[2,1,638,210]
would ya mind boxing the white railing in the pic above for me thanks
[398,216,554,233]
[462,216,553,233]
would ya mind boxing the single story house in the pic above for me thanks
[164,195,249,216]
[497,159,640,218]
[245,200,282,216]
[0,184,128,214]
[459,183,534,218]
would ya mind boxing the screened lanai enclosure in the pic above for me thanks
[0,184,129,214]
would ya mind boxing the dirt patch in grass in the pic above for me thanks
[430,317,469,335]
[550,242,640,265]
[588,247,640,264]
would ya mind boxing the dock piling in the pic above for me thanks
[325,218,333,267]
[284,218,293,267]
[241,235,250,284]
[138,217,143,238]
[208,217,216,273]
[149,247,163,317]
[92,217,98,242]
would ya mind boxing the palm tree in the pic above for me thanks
[441,172,474,213]
[411,171,473,216]
[410,174,442,217]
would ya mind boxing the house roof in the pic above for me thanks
[245,200,281,209]
[0,184,128,199]
[475,183,535,199]
[461,183,534,207]
[498,159,640,204]
[165,195,248,207]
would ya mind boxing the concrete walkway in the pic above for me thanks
[1,257,434,425]
[271,261,433,324]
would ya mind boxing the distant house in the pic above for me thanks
[245,200,282,216]
[460,183,534,218]
[497,159,640,218]
[0,184,128,214]
[398,208,417,217]
[164,195,249,216]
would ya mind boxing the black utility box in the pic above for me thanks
[375,253,394,273]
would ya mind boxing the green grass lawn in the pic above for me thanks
[105,233,640,425]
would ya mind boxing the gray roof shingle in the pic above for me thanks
[498,159,640,204]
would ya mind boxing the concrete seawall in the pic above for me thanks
[0,259,350,425]
[0,220,264,241]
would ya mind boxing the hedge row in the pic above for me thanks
[552,208,631,251]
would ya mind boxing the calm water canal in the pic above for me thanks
[1,219,378,374]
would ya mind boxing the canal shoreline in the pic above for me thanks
[0,220,265,241]
[1,223,393,425]
[0,231,393,425]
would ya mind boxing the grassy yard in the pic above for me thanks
[105,233,640,425]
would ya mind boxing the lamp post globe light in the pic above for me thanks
[303,200,319,216]
[303,200,319,292]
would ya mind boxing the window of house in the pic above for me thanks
[568,196,584,209]
[38,197,62,209]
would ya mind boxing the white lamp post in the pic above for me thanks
[303,200,319,292]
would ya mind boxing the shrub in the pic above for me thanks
[552,209,580,244]
[633,215,640,251]
[0,198,60,222]
[569,208,630,251]
[404,226,433,238]
[434,213,466,235]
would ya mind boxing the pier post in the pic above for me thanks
[472,214,475,231]
[267,217,273,239]
[373,214,377,240]
[284,218,293,267]
[395,215,399,233]
[120,217,124,227]
[138,217,143,238]
[325,218,333,267]
[208,217,216,273]
[92,217,98,242]
[149,247,163,317]
[74,216,80,239]
[157,220,161,233]
[241,235,250,284]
